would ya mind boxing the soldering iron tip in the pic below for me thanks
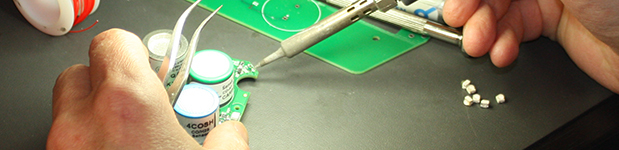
[254,47,285,68]
[254,62,262,68]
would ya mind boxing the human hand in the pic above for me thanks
[48,28,249,149]
[443,0,619,93]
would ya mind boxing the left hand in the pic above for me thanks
[47,28,249,149]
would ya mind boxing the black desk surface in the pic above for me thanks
[0,0,613,149]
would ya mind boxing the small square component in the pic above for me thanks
[480,99,490,109]
[230,112,241,121]
[461,79,471,89]
[464,95,473,106]
[496,93,506,104]
[465,84,477,94]
[463,99,473,106]
[472,94,481,103]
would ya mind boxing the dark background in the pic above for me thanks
[1,0,617,149]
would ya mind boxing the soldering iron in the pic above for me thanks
[255,0,463,68]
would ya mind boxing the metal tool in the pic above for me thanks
[159,0,224,105]
[325,0,462,49]
[255,0,464,68]
[254,0,398,68]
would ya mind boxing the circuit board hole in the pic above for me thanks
[372,36,380,41]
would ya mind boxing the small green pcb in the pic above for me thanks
[215,59,258,122]
[189,0,429,74]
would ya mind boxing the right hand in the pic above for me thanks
[443,0,619,93]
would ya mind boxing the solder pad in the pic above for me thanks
[189,0,429,74]
[218,58,258,122]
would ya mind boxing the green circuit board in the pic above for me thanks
[213,58,258,123]
[188,0,429,74]
[183,58,258,123]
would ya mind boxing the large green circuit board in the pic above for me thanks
[189,0,429,74]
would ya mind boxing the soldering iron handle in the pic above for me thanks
[424,21,463,48]
[326,0,464,54]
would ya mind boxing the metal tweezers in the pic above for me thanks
[157,0,223,105]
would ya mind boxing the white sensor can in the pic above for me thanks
[143,29,189,87]
[174,83,220,145]
[190,49,235,106]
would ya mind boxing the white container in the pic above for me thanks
[174,83,220,145]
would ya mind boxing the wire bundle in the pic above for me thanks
[69,0,99,33]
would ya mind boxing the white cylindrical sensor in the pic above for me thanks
[143,29,189,87]
[174,83,220,145]
[190,49,235,106]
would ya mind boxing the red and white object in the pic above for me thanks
[14,0,100,36]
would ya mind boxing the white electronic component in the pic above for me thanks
[472,93,481,103]
[480,99,490,109]
[461,79,471,89]
[230,112,241,121]
[496,93,506,104]
[465,84,476,94]
[463,95,473,106]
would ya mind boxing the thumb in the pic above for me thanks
[202,121,249,150]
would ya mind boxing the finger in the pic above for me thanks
[518,0,543,42]
[489,26,520,68]
[536,0,563,40]
[88,28,154,89]
[489,1,544,67]
[482,0,511,19]
[462,2,497,57]
[489,2,524,68]
[52,64,91,120]
[203,121,249,150]
[443,0,480,27]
